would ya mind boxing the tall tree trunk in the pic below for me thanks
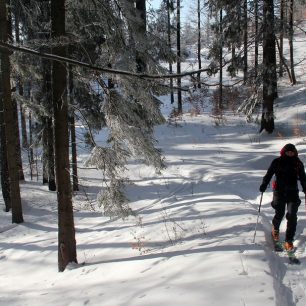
[135,0,147,73]
[68,66,78,192]
[260,0,277,133]
[279,0,285,77]
[41,54,56,190]
[231,45,236,76]
[0,71,11,212]
[177,0,182,113]
[51,0,77,272]
[42,118,48,184]
[19,100,28,149]
[47,117,56,191]
[13,97,25,181]
[288,0,296,84]
[7,3,24,182]
[15,8,28,149]
[166,0,174,104]
[219,9,223,109]
[28,111,34,180]
[70,113,78,192]
[197,0,201,88]
[254,0,259,79]
[0,0,23,223]
[243,0,248,84]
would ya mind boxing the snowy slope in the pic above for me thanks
[2,29,306,306]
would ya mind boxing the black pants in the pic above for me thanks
[271,190,301,242]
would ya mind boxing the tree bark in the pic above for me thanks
[254,0,259,79]
[288,0,296,84]
[279,0,285,77]
[68,67,78,192]
[219,9,223,109]
[135,0,147,73]
[0,0,23,223]
[243,0,248,84]
[70,113,79,192]
[177,0,182,113]
[47,117,56,191]
[260,0,277,133]
[15,12,29,150]
[0,70,11,212]
[28,111,34,180]
[42,118,49,184]
[167,0,175,103]
[51,0,77,272]
[197,0,201,88]
[8,3,24,182]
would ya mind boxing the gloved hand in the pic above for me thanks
[259,184,267,193]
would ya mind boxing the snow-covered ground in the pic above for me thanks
[2,28,306,306]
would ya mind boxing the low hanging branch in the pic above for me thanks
[0,40,214,80]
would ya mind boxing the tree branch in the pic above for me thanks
[0,41,214,80]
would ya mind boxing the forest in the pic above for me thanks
[1,0,306,274]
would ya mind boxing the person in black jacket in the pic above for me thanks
[259,143,306,251]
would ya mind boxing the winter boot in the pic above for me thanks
[283,241,294,251]
[271,226,279,242]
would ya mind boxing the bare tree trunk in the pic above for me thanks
[254,0,259,79]
[197,0,201,88]
[0,0,23,223]
[19,103,28,149]
[288,0,296,84]
[70,114,78,192]
[15,9,28,149]
[219,9,223,109]
[47,117,56,191]
[7,3,24,182]
[260,0,277,133]
[28,111,34,180]
[11,96,25,181]
[231,45,236,76]
[42,118,48,184]
[167,0,174,104]
[279,0,285,77]
[243,0,248,84]
[177,0,182,113]
[68,66,78,192]
[0,72,11,212]
[51,0,77,272]
[135,0,147,73]
[41,54,56,190]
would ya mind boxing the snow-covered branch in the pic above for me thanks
[0,40,214,80]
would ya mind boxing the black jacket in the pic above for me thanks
[262,155,306,193]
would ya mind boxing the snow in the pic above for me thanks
[2,30,306,306]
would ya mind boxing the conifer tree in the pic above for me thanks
[0,0,23,223]
[0,68,11,212]
[51,0,77,271]
[260,0,277,133]
[177,0,182,113]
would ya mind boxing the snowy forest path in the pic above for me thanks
[155,111,306,306]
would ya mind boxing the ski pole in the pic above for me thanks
[253,192,263,243]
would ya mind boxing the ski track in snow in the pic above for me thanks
[167,104,306,306]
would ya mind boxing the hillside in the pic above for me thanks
[2,21,306,306]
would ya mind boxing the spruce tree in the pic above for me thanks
[0,0,23,223]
